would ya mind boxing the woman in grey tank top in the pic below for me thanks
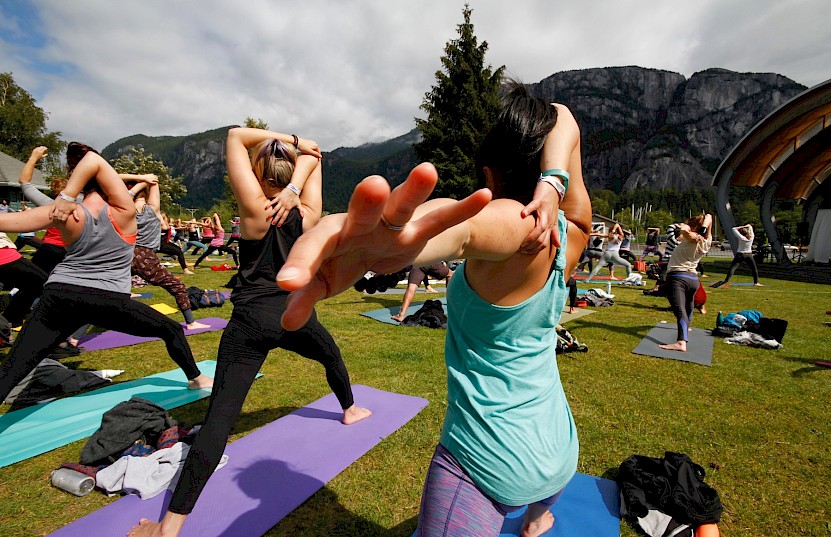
[0,143,212,406]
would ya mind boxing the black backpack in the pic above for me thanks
[187,286,226,310]
[402,300,447,329]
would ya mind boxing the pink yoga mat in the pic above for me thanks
[48,385,428,537]
[77,318,228,352]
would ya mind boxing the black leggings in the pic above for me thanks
[168,295,354,515]
[158,241,188,270]
[665,273,699,342]
[0,283,202,402]
[566,277,578,308]
[194,244,238,267]
[724,252,759,284]
[0,257,47,326]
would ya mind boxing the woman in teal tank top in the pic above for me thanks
[277,82,593,537]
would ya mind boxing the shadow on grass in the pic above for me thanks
[567,318,656,339]
[276,486,418,536]
[782,356,831,377]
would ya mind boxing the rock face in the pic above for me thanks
[103,67,807,209]
[529,67,806,192]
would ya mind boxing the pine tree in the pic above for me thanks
[415,5,504,199]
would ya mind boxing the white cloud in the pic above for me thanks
[1,0,828,151]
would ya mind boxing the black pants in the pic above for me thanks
[0,284,202,402]
[194,244,238,267]
[0,257,47,326]
[168,295,354,514]
[724,252,759,284]
[158,241,188,270]
[30,243,67,275]
[566,277,578,308]
[665,273,699,342]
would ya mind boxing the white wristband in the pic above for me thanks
[538,176,566,202]
[58,191,77,203]
[286,183,301,196]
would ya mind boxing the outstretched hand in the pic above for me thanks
[276,163,491,330]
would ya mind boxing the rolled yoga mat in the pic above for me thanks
[631,323,715,366]
[0,360,222,468]
[47,385,428,537]
[77,317,228,352]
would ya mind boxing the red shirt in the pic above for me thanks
[42,227,65,247]
[0,247,22,265]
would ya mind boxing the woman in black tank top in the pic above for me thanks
[130,128,371,537]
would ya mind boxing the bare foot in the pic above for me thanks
[698,304,707,315]
[390,313,405,322]
[521,510,554,537]
[183,269,195,275]
[342,405,372,425]
[609,276,619,280]
[127,518,166,537]
[568,307,575,314]
[658,341,687,352]
[186,321,211,331]
[130,293,142,298]
[187,374,213,390]
[754,283,764,286]
[425,286,438,293]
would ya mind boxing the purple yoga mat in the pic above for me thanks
[48,385,428,537]
[77,317,228,352]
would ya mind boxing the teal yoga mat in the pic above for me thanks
[0,360,238,468]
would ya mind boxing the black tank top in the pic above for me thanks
[231,208,303,304]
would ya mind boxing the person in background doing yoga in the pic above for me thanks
[585,222,631,282]
[274,83,591,537]
[640,227,661,260]
[157,213,194,274]
[193,213,239,268]
[183,219,207,255]
[390,262,454,322]
[0,143,213,405]
[128,127,371,537]
[712,224,761,288]
[659,214,713,352]
[124,175,207,330]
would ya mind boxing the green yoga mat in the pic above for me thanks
[0,360,233,468]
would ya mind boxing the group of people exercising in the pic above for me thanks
[0,79,758,537]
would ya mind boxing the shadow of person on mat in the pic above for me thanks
[217,460,418,536]
[271,485,418,536]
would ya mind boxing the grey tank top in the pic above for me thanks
[135,204,161,249]
[47,204,136,294]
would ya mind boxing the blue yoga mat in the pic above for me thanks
[410,472,620,537]
[0,360,224,468]
[48,385,428,537]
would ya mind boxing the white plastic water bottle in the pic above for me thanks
[606,281,612,295]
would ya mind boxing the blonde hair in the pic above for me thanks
[250,139,297,189]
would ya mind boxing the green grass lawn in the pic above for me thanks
[1,255,829,536]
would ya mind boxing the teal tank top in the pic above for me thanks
[439,211,578,505]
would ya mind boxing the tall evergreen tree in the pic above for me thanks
[415,5,503,199]
[0,72,64,162]
[111,147,187,213]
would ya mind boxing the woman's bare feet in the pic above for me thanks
[754,283,764,286]
[342,405,372,425]
[187,374,213,390]
[186,321,211,331]
[568,307,575,314]
[128,513,187,537]
[183,268,195,275]
[698,304,707,315]
[658,341,687,352]
[521,504,555,537]
[390,313,405,322]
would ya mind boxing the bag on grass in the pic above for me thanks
[402,300,447,329]
[187,287,226,310]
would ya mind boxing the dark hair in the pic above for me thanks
[475,80,558,204]
[66,142,100,175]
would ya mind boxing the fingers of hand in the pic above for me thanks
[277,215,347,290]
[385,163,439,229]
[343,176,389,238]
[281,281,327,330]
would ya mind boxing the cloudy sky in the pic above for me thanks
[1,0,829,151]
